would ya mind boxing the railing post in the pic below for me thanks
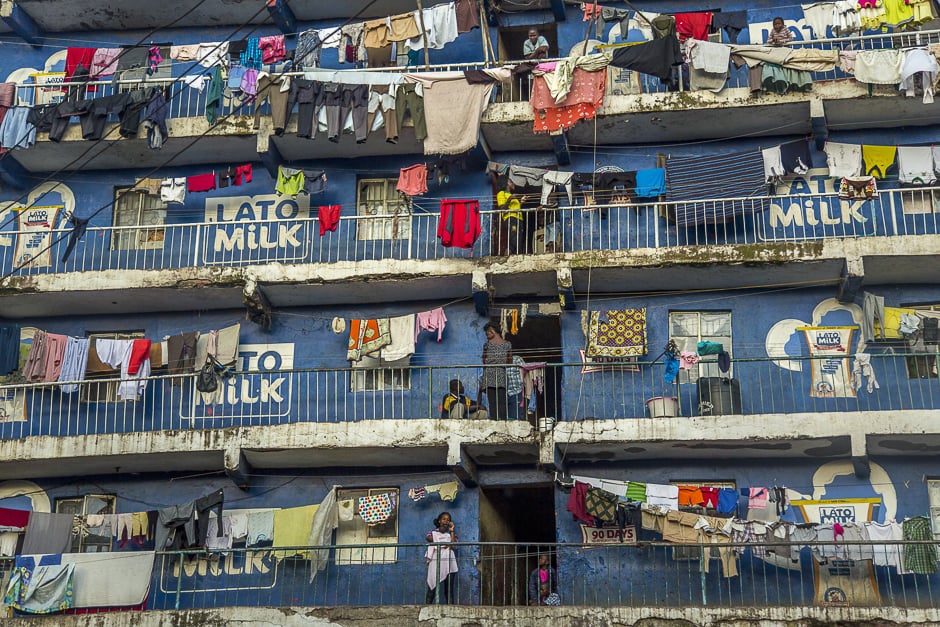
[173,553,183,610]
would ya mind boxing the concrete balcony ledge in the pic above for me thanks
[4,604,940,626]
[3,235,940,317]
[0,419,536,480]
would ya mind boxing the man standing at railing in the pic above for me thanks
[524,29,550,60]
[496,181,526,255]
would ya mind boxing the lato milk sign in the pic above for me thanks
[202,194,313,264]
[183,343,294,420]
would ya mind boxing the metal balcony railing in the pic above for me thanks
[3,539,937,610]
[1,186,936,277]
[0,353,937,439]
[11,27,939,129]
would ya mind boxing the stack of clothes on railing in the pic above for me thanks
[567,475,938,579]
[0,323,241,404]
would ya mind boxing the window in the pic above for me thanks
[669,312,732,382]
[903,303,940,379]
[496,23,558,61]
[334,488,399,564]
[112,187,167,250]
[350,355,412,392]
[669,480,735,561]
[929,481,940,539]
[82,332,145,402]
[356,178,412,240]
[55,494,116,553]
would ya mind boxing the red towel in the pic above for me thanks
[65,47,96,80]
[0,507,31,528]
[127,339,152,375]
[236,164,252,185]
[318,205,341,235]
[187,172,217,193]
[675,12,713,41]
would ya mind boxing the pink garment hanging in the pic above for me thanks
[415,307,448,342]
[396,163,428,196]
[678,351,699,370]
[748,487,769,509]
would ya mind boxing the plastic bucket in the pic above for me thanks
[645,396,679,418]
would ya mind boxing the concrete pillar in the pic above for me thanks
[224,446,253,489]
[447,439,478,487]
[0,0,42,45]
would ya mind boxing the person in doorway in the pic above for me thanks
[766,17,793,46]
[481,323,512,420]
[425,512,459,604]
[524,28,550,60]
[496,181,526,255]
[441,379,489,420]
[528,552,559,605]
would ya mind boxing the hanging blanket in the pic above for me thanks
[347,319,391,361]
[586,309,647,357]
[405,72,494,155]
[358,493,393,526]
[531,68,607,134]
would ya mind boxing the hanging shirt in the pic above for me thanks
[275,166,305,197]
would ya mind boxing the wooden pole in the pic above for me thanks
[416,0,431,69]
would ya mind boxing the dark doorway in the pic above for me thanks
[497,23,558,61]
[478,485,556,606]
[493,313,562,426]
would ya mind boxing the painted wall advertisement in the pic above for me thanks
[758,169,877,241]
[182,343,294,420]
[579,524,636,545]
[202,194,313,264]
[799,326,856,398]
[14,205,62,269]
[792,498,883,607]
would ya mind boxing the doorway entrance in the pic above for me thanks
[494,313,562,426]
[478,485,556,605]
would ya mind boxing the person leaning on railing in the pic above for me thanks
[528,552,559,606]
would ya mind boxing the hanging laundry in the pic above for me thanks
[675,12,713,41]
[902,516,937,574]
[781,140,812,175]
[666,149,767,226]
[645,483,679,510]
[586,309,647,357]
[187,172,216,193]
[763,146,786,183]
[839,176,877,200]
[530,67,607,134]
[4,558,74,615]
[416,308,448,342]
[90,48,121,79]
[160,177,186,204]
[897,146,936,185]
[855,49,902,85]
[205,65,223,125]
[272,505,318,559]
[57,337,89,393]
[862,145,897,179]
[634,168,666,198]
[423,482,458,501]
[899,48,939,104]
[0,322,20,376]
[406,74,492,155]
[852,352,880,393]
[358,493,393,526]
[824,142,862,178]
[409,486,428,501]
[347,319,392,361]
[259,35,286,63]
[314,205,340,236]
[686,39,731,92]
[397,163,429,196]
[406,3,459,51]
[437,199,481,248]
[455,0,479,32]
[95,338,151,401]
[711,11,748,43]
[275,166,305,197]
[378,314,416,361]
[609,36,681,82]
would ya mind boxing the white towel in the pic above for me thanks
[380,314,417,361]
[762,146,786,182]
[855,49,902,85]
[645,483,679,510]
[824,141,862,177]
